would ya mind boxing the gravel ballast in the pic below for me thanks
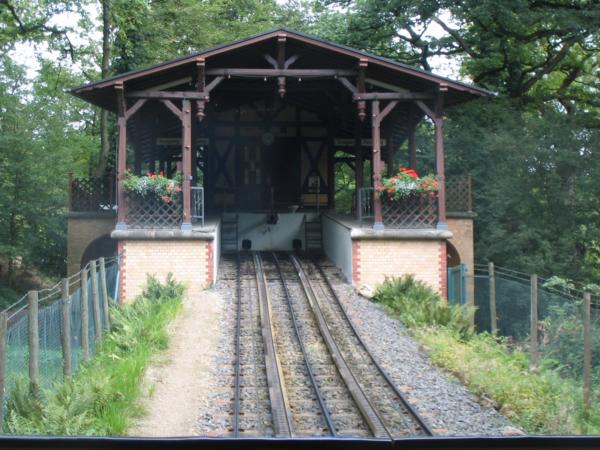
[195,255,520,437]
[328,270,519,436]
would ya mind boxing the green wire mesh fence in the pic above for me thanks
[473,263,599,406]
[0,256,120,425]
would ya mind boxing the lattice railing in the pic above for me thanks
[125,193,182,229]
[69,176,115,212]
[382,193,438,228]
[446,177,472,213]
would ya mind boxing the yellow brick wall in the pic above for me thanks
[352,239,444,294]
[121,240,211,302]
[67,215,116,276]
[447,217,475,306]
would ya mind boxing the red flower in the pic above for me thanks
[147,171,153,177]
[159,170,164,176]
[161,195,171,203]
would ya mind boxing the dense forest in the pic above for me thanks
[0,0,598,302]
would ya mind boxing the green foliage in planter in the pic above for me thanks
[4,274,185,436]
[122,171,182,203]
[373,275,474,335]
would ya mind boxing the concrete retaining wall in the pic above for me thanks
[322,215,353,282]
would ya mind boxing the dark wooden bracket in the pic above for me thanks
[338,77,358,94]
[161,99,183,120]
[124,99,146,121]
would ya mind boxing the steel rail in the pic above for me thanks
[288,254,391,439]
[253,253,294,437]
[270,252,337,437]
[308,256,433,437]
[232,253,242,437]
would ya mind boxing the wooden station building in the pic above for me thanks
[67,28,488,302]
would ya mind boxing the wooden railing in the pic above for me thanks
[355,176,473,228]
[381,193,438,228]
[68,174,116,213]
[446,176,473,213]
[125,192,183,229]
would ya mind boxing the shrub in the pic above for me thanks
[373,275,474,335]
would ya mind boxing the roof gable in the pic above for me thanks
[71,28,492,110]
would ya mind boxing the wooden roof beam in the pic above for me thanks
[354,92,434,101]
[205,68,356,77]
[126,90,209,100]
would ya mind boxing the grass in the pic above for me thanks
[4,274,185,436]
[373,275,600,435]
[416,327,600,434]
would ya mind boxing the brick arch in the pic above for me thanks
[67,214,117,275]
[447,241,461,268]
[80,234,117,268]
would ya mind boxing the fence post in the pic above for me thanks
[99,257,110,330]
[530,274,539,371]
[488,262,497,334]
[90,260,102,344]
[61,278,72,377]
[0,311,7,430]
[81,267,90,362]
[583,292,592,412]
[27,290,40,397]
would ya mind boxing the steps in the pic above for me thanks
[221,215,238,253]
[304,216,322,252]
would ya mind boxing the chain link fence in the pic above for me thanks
[0,256,120,426]
[472,263,599,408]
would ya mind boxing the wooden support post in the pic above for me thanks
[99,257,110,330]
[115,82,128,230]
[181,99,193,230]
[385,129,394,175]
[0,311,7,430]
[354,120,363,215]
[371,100,383,229]
[583,292,592,412]
[530,274,538,371]
[195,57,206,122]
[61,278,72,377]
[489,262,497,335]
[434,90,447,229]
[81,266,90,362]
[27,290,39,397]
[90,261,102,344]
[357,59,367,121]
[408,105,417,170]
[277,34,286,98]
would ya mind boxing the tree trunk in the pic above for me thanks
[95,0,111,177]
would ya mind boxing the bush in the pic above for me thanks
[5,274,185,435]
[373,275,474,335]
[416,327,600,434]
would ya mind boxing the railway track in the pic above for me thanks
[225,251,431,439]
[292,253,433,437]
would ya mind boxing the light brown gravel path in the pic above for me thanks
[129,290,223,437]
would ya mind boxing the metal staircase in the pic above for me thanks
[304,215,322,253]
[221,215,239,253]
